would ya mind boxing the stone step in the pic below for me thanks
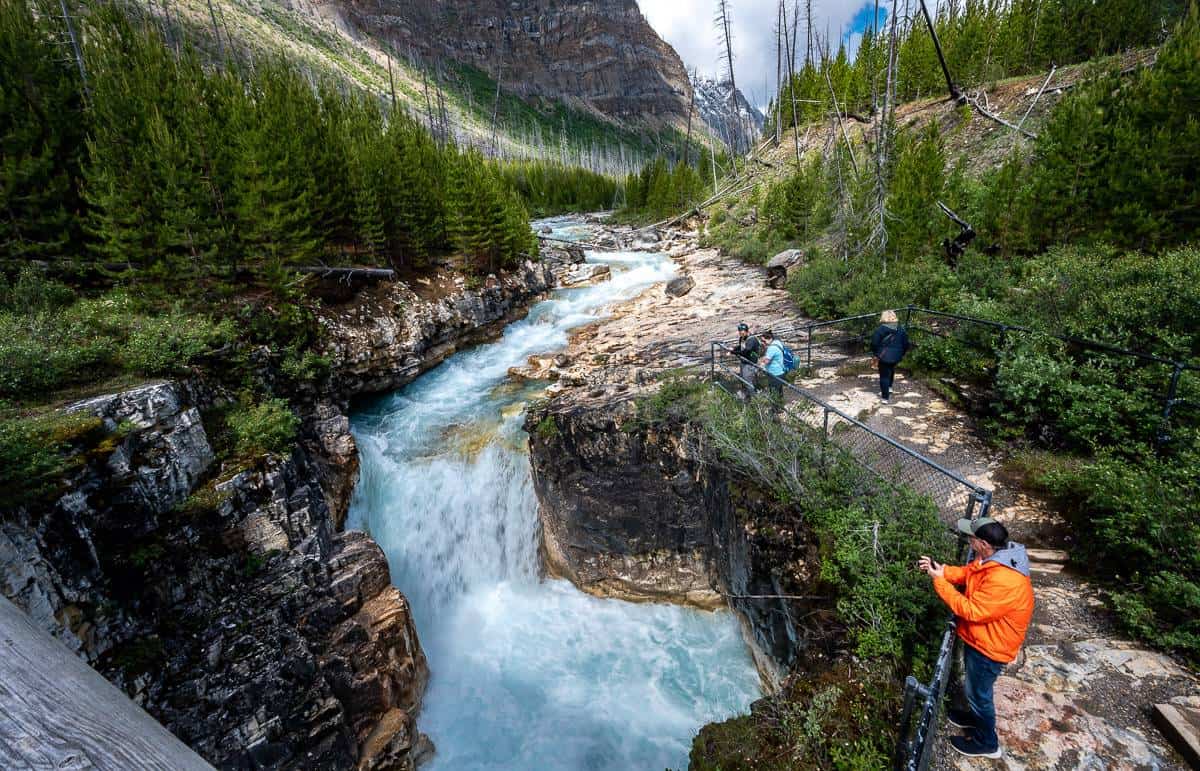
[1152,703,1200,769]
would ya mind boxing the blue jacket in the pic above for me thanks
[762,341,786,376]
[871,324,911,365]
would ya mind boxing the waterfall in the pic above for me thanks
[348,218,761,770]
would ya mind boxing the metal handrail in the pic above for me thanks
[709,335,992,771]
[710,340,992,501]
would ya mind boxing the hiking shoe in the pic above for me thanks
[949,735,1001,759]
[946,708,977,730]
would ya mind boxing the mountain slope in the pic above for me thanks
[156,0,695,171]
[342,0,693,124]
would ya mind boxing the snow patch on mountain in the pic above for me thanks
[691,75,766,153]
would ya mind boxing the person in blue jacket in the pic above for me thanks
[870,310,911,403]
[758,329,787,404]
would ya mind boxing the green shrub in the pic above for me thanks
[121,308,234,375]
[226,398,299,456]
[0,410,107,506]
[697,391,953,662]
[1033,447,1200,660]
[691,664,899,771]
[534,415,560,439]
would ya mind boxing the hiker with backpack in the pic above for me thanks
[733,322,762,396]
[758,329,795,404]
[870,309,912,404]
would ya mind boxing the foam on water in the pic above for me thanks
[348,219,761,770]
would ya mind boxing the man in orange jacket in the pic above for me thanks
[919,516,1034,759]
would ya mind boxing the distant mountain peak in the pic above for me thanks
[690,74,765,153]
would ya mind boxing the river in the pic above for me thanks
[347,218,762,770]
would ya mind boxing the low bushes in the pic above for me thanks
[0,270,234,399]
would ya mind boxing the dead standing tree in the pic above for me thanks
[864,0,903,266]
[715,0,742,177]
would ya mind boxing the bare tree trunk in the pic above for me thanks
[386,52,398,113]
[490,63,504,156]
[805,0,813,65]
[775,2,783,144]
[58,0,90,99]
[781,2,801,164]
[716,0,741,165]
[822,47,860,177]
[684,68,696,166]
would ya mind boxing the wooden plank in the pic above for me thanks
[0,596,214,770]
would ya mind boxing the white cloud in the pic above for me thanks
[638,0,888,108]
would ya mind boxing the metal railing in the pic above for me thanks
[710,340,992,526]
[738,306,1198,447]
[710,339,989,771]
[895,306,1198,447]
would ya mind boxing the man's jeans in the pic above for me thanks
[878,362,896,398]
[739,362,758,394]
[963,643,1004,750]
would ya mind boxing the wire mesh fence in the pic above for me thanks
[710,339,990,771]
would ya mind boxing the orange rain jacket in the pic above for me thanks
[933,543,1035,664]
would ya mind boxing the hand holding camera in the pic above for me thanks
[918,555,944,578]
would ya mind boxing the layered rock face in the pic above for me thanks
[318,258,555,398]
[526,398,827,685]
[343,0,692,121]
[0,382,428,769]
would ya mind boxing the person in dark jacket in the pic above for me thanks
[733,323,761,396]
[869,310,911,403]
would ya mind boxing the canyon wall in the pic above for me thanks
[526,397,830,686]
[0,256,564,769]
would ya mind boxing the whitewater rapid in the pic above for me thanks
[347,218,761,770]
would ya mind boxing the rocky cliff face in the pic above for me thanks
[526,397,829,686]
[343,0,692,122]
[317,258,555,399]
[1,256,568,768]
[0,382,429,769]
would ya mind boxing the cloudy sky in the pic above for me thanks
[639,0,887,108]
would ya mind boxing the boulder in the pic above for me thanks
[765,248,804,288]
[561,263,611,287]
[766,249,805,271]
[665,276,695,298]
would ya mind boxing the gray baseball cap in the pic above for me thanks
[957,516,999,536]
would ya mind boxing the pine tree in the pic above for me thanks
[0,0,88,261]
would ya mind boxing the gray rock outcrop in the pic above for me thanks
[318,258,553,397]
[345,0,693,123]
[1,381,429,770]
[525,398,827,686]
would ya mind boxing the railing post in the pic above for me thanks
[806,324,814,369]
[710,341,716,383]
[905,304,914,329]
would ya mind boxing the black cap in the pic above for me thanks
[737,323,749,331]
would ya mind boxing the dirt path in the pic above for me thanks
[543,231,1197,770]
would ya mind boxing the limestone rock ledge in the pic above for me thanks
[0,381,429,770]
[318,259,555,398]
[525,396,829,688]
